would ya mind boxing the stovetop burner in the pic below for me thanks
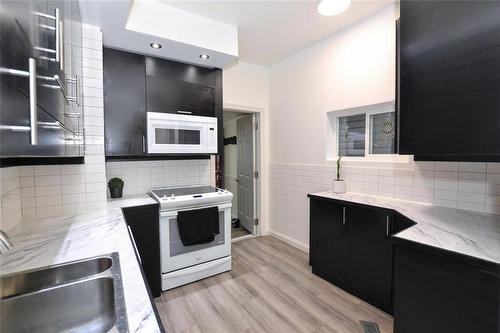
[151,186,218,198]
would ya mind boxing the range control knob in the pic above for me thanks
[170,194,176,200]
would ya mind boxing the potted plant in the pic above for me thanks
[108,177,124,198]
[332,156,346,194]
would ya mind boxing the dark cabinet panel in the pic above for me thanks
[0,0,83,161]
[123,204,162,298]
[146,57,215,87]
[309,196,395,314]
[309,199,349,288]
[146,76,215,116]
[103,48,146,157]
[394,245,500,333]
[347,207,393,314]
[399,1,500,158]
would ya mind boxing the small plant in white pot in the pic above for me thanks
[332,156,346,194]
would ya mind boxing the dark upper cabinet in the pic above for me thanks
[399,1,500,159]
[145,57,215,87]
[103,48,146,157]
[309,199,349,288]
[309,196,395,314]
[0,0,83,160]
[145,56,216,117]
[146,76,215,116]
[347,207,393,314]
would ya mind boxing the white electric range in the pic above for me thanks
[150,186,233,290]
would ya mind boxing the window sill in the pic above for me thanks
[326,155,414,168]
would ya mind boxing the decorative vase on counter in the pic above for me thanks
[108,177,124,199]
[332,179,346,194]
[332,156,346,194]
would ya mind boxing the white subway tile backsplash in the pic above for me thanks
[270,162,500,245]
[34,165,60,176]
[35,185,61,196]
[19,166,34,177]
[486,163,500,174]
[105,159,212,196]
[458,182,486,194]
[459,162,487,173]
[458,192,485,204]
[36,195,62,207]
[434,189,458,201]
[435,162,459,172]
[35,175,61,186]
[486,184,500,196]
[486,173,500,184]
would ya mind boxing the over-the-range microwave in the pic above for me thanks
[147,112,218,154]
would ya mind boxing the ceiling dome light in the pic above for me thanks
[317,0,351,16]
[150,42,162,49]
[199,54,210,60]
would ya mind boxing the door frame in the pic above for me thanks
[223,104,262,237]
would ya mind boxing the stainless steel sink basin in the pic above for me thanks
[0,253,128,333]
[1,257,112,298]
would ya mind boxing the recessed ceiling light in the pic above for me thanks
[317,0,351,16]
[150,42,162,49]
[199,54,210,60]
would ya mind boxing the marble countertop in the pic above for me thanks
[309,192,500,265]
[0,194,162,333]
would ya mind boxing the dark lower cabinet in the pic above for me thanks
[347,207,393,314]
[103,48,146,157]
[393,245,500,333]
[309,196,395,314]
[122,204,161,298]
[310,199,348,288]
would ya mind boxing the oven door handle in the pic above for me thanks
[164,257,230,278]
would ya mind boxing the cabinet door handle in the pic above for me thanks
[386,216,390,236]
[29,58,38,145]
[177,110,192,115]
[55,8,61,63]
[142,135,146,152]
[342,207,346,225]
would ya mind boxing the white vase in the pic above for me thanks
[331,179,346,194]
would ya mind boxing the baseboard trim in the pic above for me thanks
[268,230,309,253]
[231,234,254,243]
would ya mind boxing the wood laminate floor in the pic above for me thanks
[154,236,393,333]
[231,226,252,239]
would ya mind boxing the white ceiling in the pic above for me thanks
[164,0,396,66]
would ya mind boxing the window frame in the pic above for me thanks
[327,101,409,163]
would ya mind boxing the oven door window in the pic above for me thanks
[169,211,225,256]
[155,128,201,145]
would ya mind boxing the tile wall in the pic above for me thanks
[269,161,500,247]
[0,167,22,230]
[105,160,212,196]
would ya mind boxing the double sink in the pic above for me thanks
[0,252,129,333]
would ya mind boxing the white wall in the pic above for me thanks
[269,6,397,164]
[222,61,270,234]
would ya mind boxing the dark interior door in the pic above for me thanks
[309,198,349,289]
[347,207,393,314]
[103,48,146,157]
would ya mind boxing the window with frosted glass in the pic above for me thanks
[369,112,396,154]
[338,114,366,156]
